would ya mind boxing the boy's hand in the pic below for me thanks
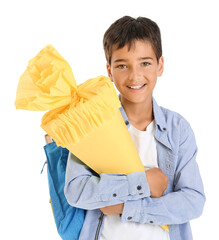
[145,168,169,198]
[100,203,124,215]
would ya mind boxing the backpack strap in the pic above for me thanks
[43,135,85,240]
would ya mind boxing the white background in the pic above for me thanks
[1,0,218,239]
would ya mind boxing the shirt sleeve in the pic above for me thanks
[121,123,205,225]
[64,152,151,210]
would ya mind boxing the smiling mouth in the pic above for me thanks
[127,84,146,89]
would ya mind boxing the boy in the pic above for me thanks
[64,16,205,240]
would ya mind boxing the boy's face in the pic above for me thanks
[107,40,164,106]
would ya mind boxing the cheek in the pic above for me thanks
[147,68,159,79]
[144,71,158,89]
[111,71,127,84]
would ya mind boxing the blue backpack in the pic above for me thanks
[42,136,85,240]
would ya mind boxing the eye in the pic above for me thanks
[141,62,151,67]
[116,64,127,69]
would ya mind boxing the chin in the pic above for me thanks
[124,96,148,104]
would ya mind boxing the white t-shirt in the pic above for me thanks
[100,120,170,240]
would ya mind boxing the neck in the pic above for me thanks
[120,96,154,125]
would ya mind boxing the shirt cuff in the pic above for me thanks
[127,171,150,199]
[121,199,142,223]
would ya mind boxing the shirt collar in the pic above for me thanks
[152,97,167,132]
[118,94,167,132]
[118,94,172,150]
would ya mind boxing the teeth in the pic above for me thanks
[128,84,145,89]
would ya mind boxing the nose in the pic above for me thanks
[128,65,142,82]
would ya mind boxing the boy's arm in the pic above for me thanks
[121,123,205,225]
[64,153,168,210]
[64,153,150,209]
[100,168,169,215]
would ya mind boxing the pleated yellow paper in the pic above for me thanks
[15,45,168,232]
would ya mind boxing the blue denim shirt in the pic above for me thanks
[64,97,205,240]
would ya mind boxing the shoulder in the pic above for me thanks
[160,106,190,129]
[157,105,195,147]
[153,98,190,132]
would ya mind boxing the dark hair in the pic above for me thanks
[103,16,162,65]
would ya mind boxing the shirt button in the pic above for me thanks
[149,220,154,224]
[125,120,129,125]
[137,185,142,190]
[163,127,167,131]
[127,217,132,220]
[113,193,117,197]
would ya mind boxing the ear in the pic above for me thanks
[106,63,113,82]
[157,56,164,77]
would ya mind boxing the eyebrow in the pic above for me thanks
[113,59,128,63]
[139,57,153,61]
[113,57,153,63]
